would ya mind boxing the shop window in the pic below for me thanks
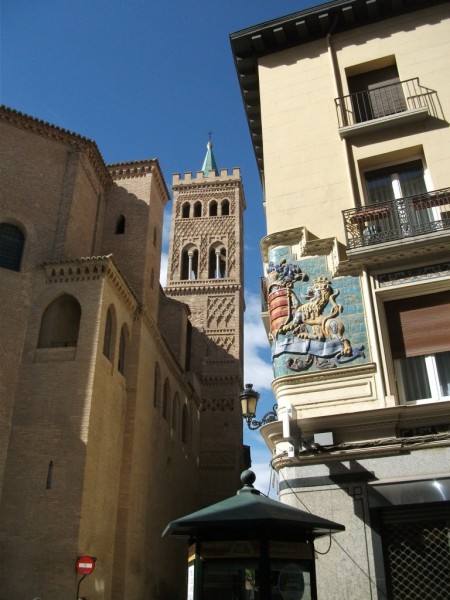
[0,222,25,271]
[38,295,81,348]
[380,504,450,599]
[385,291,450,403]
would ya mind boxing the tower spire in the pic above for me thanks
[201,135,218,176]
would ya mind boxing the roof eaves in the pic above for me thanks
[230,0,445,181]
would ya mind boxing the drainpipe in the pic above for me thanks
[326,30,361,207]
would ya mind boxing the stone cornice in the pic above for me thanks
[261,399,450,467]
[272,362,377,392]
[42,255,139,314]
[108,159,169,203]
[1,105,111,188]
[339,237,450,275]
[173,168,242,188]
[164,281,242,296]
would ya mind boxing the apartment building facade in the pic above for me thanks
[0,106,246,599]
[231,1,450,598]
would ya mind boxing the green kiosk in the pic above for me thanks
[163,470,344,600]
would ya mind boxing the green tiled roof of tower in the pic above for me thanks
[201,140,218,176]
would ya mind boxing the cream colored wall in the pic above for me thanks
[335,4,450,199]
[259,38,350,240]
[259,4,450,239]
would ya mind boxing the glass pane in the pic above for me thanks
[270,560,312,600]
[398,356,432,401]
[398,164,427,198]
[203,560,260,600]
[436,351,450,398]
[366,172,395,204]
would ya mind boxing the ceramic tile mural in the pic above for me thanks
[267,248,369,377]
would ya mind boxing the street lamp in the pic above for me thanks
[239,383,278,430]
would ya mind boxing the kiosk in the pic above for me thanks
[163,470,344,600]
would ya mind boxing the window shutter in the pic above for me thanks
[385,291,450,358]
[348,65,406,120]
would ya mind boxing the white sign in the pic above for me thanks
[187,563,195,600]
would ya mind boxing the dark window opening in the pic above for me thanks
[0,223,25,271]
[181,405,188,443]
[193,201,202,217]
[221,200,230,216]
[210,201,218,216]
[209,246,226,279]
[118,326,127,374]
[348,65,406,123]
[115,215,126,234]
[163,379,171,420]
[182,202,190,219]
[103,308,113,359]
[181,248,199,280]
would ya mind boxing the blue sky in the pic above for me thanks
[1,0,319,494]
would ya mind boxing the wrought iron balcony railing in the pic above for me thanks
[343,188,450,250]
[335,78,439,129]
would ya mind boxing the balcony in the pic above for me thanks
[335,78,439,138]
[343,187,450,251]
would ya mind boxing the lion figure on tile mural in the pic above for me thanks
[277,276,352,357]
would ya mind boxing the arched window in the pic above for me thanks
[193,201,202,218]
[181,246,199,280]
[118,325,128,374]
[172,392,180,430]
[38,294,81,348]
[221,200,230,216]
[208,244,226,279]
[115,215,126,234]
[182,202,190,219]
[150,268,155,289]
[153,362,161,408]
[162,379,171,420]
[0,223,25,271]
[209,201,218,217]
[181,404,188,444]
[103,307,114,359]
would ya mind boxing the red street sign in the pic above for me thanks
[76,556,95,575]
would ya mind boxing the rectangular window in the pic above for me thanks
[348,65,406,123]
[365,160,427,205]
[361,159,439,240]
[384,292,450,404]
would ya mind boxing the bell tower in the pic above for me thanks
[165,141,246,503]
